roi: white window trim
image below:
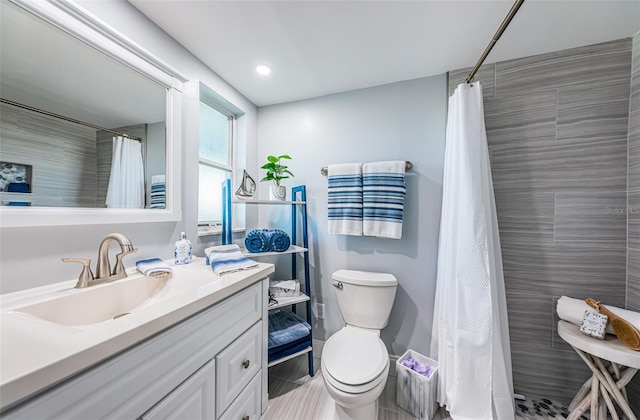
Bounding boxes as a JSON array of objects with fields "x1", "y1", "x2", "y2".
[{"x1": 197, "y1": 94, "x2": 235, "y2": 234}]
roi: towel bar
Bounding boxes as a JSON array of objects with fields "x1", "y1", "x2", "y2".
[{"x1": 320, "y1": 161, "x2": 412, "y2": 176}]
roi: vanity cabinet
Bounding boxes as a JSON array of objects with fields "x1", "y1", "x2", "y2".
[
  {"x1": 140, "y1": 359, "x2": 216, "y2": 420},
  {"x1": 3, "y1": 280, "x2": 269, "y2": 420}
]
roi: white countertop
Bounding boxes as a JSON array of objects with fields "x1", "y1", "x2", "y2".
[{"x1": 0, "y1": 258, "x2": 274, "y2": 410}]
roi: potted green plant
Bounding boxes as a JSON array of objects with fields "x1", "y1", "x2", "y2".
[{"x1": 260, "y1": 154, "x2": 294, "y2": 200}]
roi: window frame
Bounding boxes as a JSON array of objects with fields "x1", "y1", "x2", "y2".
[{"x1": 197, "y1": 97, "x2": 235, "y2": 234}]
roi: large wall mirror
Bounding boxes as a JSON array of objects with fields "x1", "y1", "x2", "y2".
[{"x1": 0, "y1": 0, "x2": 185, "y2": 227}]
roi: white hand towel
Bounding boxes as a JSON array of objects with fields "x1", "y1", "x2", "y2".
[
  {"x1": 327, "y1": 163, "x2": 363, "y2": 236},
  {"x1": 205, "y1": 244, "x2": 258, "y2": 275},
  {"x1": 363, "y1": 161, "x2": 406, "y2": 239},
  {"x1": 556, "y1": 295, "x2": 640, "y2": 337},
  {"x1": 136, "y1": 258, "x2": 172, "y2": 279},
  {"x1": 151, "y1": 174, "x2": 166, "y2": 184}
]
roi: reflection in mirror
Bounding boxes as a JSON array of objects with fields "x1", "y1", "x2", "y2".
[{"x1": 0, "y1": 1, "x2": 167, "y2": 209}]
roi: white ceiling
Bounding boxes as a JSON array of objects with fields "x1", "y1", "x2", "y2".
[{"x1": 129, "y1": 0, "x2": 640, "y2": 107}]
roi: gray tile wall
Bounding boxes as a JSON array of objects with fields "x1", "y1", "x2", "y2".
[
  {"x1": 449, "y1": 38, "x2": 633, "y2": 403},
  {"x1": 0, "y1": 103, "x2": 98, "y2": 207},
  {"x1": 627, "y1": 31, "x2": 640, "y2": 414}
]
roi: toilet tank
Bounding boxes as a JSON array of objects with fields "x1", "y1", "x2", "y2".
[{"x1": 332, "y1": 269, "x2": 398, "y2": 330}]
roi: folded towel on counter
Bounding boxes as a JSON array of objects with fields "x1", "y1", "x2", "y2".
[
  {"x1": 328, "y1": 163, "x2": 363, "y2": 236},
  {"x1": 245, "y1": 229, "x2": 271, "y2": 253},
  {"x1": 556, "y1": 295, "x2": 640, "y2": 337},
  {"x1": 244, "y1": 229, "x2": 291, "y2": 253},
  {"x1": 136, "y1": 258, "x2": 172, "y2": 279},
  {"x1": 269, "y1": 229, "x2": 291, "y2": 252},
  {"x1": 362, "y1": 161, "x2": 406, "y2": 239},
  {"x1": 205, "y1": 244, "x2": 258, "y2": 275}
]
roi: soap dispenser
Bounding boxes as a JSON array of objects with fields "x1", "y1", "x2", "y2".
[{"x1": 174, "y1": 232, "x2": 192, "y2": 265}]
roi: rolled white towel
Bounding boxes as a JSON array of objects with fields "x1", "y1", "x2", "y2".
[
  {"x1": 136, "y1": 258, "x2": 172, "y2": 279},
  {"x1": 556, "y1": 296, "x2": 640, "y2": 337}
]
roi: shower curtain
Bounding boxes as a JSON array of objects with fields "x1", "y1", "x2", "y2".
[
  {"x1": 430, "y1": 82, "x2": 514, "y2": 419},
  {"x1": 105, "y1": 136, "x2": 145, "y2": 208}
]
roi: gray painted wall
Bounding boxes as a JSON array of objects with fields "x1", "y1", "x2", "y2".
[
  {"x1": 257, "y1": 75, "x2": 447, "y2": 357},
  {"x1": 0, "y1": 0, "x2": 257, "y2": 294},
  {"x1": 449, "y1": 38, "x2": 634, "y2": 403},
  {"x1": 627, "y1": 31, "x2": 640, "y2": 414}
]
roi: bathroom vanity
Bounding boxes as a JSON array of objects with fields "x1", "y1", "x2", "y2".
[{"x1": 0, "y1": 259, "x2": 274, "y2": 419}]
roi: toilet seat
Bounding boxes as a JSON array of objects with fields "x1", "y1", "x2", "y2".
[{"x1": 322, "y1": 327, "x2": 389, "y2": 394}]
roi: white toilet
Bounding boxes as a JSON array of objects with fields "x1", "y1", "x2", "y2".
[{"x1": 321, "y1": 269, "x2": 398, "y2": 420}]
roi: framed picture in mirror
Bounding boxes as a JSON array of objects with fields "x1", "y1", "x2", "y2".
[{"x1": 0, "y1": 162, "x2": 32, "y2": 193}]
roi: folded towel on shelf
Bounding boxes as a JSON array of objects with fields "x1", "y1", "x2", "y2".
[
  {"x1": 136, "y1": 258, "x2": 172, "y2": 279},
  {"x1": 268, "y1": 309, "x2": 311, "y2": 349},
  {"x1": 362, "y1": 161, "x2": 406, "y2": 239},
  {"x1": 556, "y1": 295, "x2": 640, "y2": 337},
  {"x1": 205, "y1": 244, "x2": 258, "y2": 275},
  {"x1": 245, "y1": 229, "x2": 271, "y2": 253},
  {"x1": 151, "y1": 174, "x2": 166, "y2": 184},
  {"x1": 268, "y1": 229, "x2": 291, "y2": 252},
  {"x1": 327, "y1": 163, "x2": 363, "y2": 236},
  {"x1": 149, "y1": 174, "x2": 166, "y2": 209}
]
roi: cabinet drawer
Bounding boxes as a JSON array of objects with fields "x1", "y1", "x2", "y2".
[
  {"x1": 218, "y1": 371, "x2": 261, "y2": 420},
  {"x1": 215, "y1": 321, "x2": 262, "y2": 417},
  {"x1": 140, "y1": 359, "x2": 215, "y2": 420}
]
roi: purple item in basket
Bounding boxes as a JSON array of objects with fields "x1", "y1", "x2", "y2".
[{"x1": 401, "y1": 356, "x2": 434, "y2": 378}]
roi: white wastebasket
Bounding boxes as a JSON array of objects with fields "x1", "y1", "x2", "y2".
[{"x1": 395, "y1": 349, "x2": 438, "y2": 420}]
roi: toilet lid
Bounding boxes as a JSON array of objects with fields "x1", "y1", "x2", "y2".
[{"x1": 322, "y1": 327, "x2": 388, "y2": 386}]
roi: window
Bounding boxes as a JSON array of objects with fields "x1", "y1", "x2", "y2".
[{"x1": 198, "y1": 99, "x2": 233, "y2": 232}]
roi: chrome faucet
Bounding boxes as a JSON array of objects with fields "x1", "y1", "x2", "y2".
[{"x1": 62, "y1": 233, "x2": 138, "y2": 288}]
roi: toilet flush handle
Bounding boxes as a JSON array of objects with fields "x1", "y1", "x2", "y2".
[{"x1": 333, "y1": 281, "x2": 343, "y2": 289}]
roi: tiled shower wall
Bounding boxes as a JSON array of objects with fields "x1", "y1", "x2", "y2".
[
  {"x1": 0, "y1": 103, "x2": 98, "y2": 207},
  {"x1": 448, "y1": 38, "x2": 634, "y2": 403},
  {"x1": 627, "y1": 31, "x2": 640, "y2": 411}
]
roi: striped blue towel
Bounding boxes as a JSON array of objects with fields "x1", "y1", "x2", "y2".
[
  {"x1": 245, "y1": 229, "x2": 271, "y2": 253},
  {"x1": 136, "y1": 258, "x2": 172, "y2": 278},
  {"x1": 327, "y1": 163, "x2": 363, "y2": 236},
  {"x1": 363, "y1": 161, "x2": 406, "y2": 239},
  {"x1": 268, "y1": 309, "x2": 311, "y2": 348},
  {"x1": 205, "y1": 244, "x2": 258, "y2": 275}
]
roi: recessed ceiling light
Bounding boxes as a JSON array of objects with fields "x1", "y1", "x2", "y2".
[{"x1": 256, "y1": 65, "x2": 271, "y2": 76}]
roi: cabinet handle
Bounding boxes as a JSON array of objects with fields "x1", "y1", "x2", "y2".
[
  {"x1": 242, "y1": 359, "x2": 250, "y2": 369},
  {"x1": 242, "y1": 416, "x2": 250, "y2": 420}
]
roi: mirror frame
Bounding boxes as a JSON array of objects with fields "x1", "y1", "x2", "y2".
[{"x1": 0, "y1": 0, "x2": 186, "y2": 227}]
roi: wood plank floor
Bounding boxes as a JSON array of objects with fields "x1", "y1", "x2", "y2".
[{"x1": 266, "y1": 355, "x2": 541, "y2": 419}]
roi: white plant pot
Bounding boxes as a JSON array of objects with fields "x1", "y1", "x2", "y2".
[{"x1": 269, "y1": 184, "x2": 286, "y2": 201}]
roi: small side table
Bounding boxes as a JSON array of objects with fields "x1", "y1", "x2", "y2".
[{"x1": 558, "y1": 320, "x2": 640, "y2": 420}]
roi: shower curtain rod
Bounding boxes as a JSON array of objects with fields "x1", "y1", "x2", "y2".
[
  {"x1": 465, "y1": 0, "x2": 525, "y2": 84},
  {"x1": 0, "y1": 98, "x2": 142, "y2": 141},
  {"x1": 320, "y1": 161, "x2": 412, "y2": 176}
]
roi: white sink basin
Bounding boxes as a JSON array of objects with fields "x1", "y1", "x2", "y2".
[{"x1": 11, "y1": 275, "x2": 172, "y2": 327}]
